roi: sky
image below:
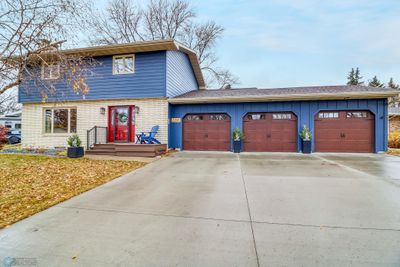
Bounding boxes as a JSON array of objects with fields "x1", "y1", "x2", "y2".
[{"x1": 94, "y1": 0, "x2": 400, "y2": 88}]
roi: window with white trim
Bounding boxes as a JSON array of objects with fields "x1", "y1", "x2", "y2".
[
  {"x1": 42, "y1": 64, "x2": 60, "y2": 80},
  {"x1": 113, "y1": 55, "x2": 135, "y2": 74},
  {"x1": 318, "y1": 112, "x2": 339, "y2": 119},
  {"x1": 44, "y1": 108, "x2": 77, "y2": 134}
]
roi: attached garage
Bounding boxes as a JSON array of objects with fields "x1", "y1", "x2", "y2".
[
  {"x1": 183, "y1": 113, "x2": 231, "y2": 151},
  {"x1": 243, "y1": 112, "x2": 297, "y2": 152},
  {"x1": 169, "y1": 86, "x2": 396, "y2": 153},
  {"x1": 314, "y1": 110, "x2": 375, "y2": 153}
]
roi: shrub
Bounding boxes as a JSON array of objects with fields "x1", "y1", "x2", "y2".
[
  {"x1": 232, "y1": 127, "x2": 244, "y2": 141},
  {"x1": 0, "y1": 126, "x2": 8, "y2": 145},
  {"x1": 299, "y1": 125, "x2": 312, "y2": 141},
  {"x1": 67, "y1": 134, "x2": 82, "y2": 147},
  {"x1": 388, "y1": 131, "x2": 400, "y2": 149}
]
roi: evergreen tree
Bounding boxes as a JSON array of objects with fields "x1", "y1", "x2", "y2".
[
  {"x1": 388, "y1": 77, "x2": 399, "y2": 90},
  {"x1": 347, "y1": 67, "x2": 363, "y2": 85},
  {"x1": 354, "y1": 68, "x2": 363, "y2": 85},
  {"x1": 388, "y1": 78, "x2": 400, "y2": 107},
  {"x1": 347, "y1": 68, "x2": 356, "y2": 85},
  {"x1": 368, "y1": 76, "x2": 384, "y2": 87}
]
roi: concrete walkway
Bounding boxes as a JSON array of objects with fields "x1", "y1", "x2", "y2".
[{"x1": 1, "y1": 152, "x2": 400, "y2": 266}]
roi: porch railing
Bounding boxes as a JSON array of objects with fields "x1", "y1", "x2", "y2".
[{"x1": 87, "y1": 126, "x2": 108, "y2": 150}]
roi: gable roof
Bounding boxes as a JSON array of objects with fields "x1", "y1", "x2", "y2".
[
  {"x1": 59, "y1": 40, "x2": 205, "y2": 89},
  {"x1": 169, "y1": 85, "x2": 399, "y2": 104}
]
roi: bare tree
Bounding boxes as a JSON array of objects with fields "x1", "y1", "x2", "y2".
[
  {"x1": 87, "y1": 0, "x2": 238, "y2": 88},
  {"x1": 0, "y1": 0, "x2": 96, "y2": 100},
  {"x1": 0, "y1": 89, "x2": 20, "y2": 114}
]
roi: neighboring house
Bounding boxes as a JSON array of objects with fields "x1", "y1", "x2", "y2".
[
  {"x1": 18, "y1": 39, "x2": 398, "y2": 153},
  {"x1": 389, "y1": 107, "x2": 400, "y2": 132},
  {"x1": 0, "y1": 111, "x2": 22, "y2": 129}
]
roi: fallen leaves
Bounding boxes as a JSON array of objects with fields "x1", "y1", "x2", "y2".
[
  {"x1": 0, "y1": 154, "x2": 146, "y2": 228},
  {"x1": 387, "y1": 149, "x2": 400, "y2": 156}
]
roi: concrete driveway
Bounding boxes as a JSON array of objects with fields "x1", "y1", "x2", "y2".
[{"x1": 1, "y1": 152, "x2": 400, "y2": 266}]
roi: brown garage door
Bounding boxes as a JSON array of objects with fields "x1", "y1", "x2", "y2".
[
  {"x1": 243, "y1": 112, "x2": 297, "y2": 152},
  {"x1": 314, "y1": 110, "x2": 374, "y2": 152},
  {"x1": 183, "y1": 113, "x2": 231, "y2": 151}
]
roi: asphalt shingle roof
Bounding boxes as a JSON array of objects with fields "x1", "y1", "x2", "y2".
[{"x1": 173, "y1": 85, "x2": 394, "y2": 99}]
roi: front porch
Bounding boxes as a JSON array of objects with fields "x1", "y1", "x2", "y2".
[
  {"x1": 86, "y1": 143, "x2": 167, "y2": 157},
  {"x1": 86, "y1": 123, "x2": 166, "y2": 157}
]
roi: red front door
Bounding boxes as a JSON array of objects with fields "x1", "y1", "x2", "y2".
[{"x1": 108, "y1": 106, "x2": 135, "y2": 142}]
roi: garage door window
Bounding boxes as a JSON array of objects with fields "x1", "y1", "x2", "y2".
[
  {"x1": 247, "y1": 114, "x2": 266, "y2": 120},
  {"x1": 210, "y1": 114, "x2": 229, "y2": 120},
  {"x1": 272, "y1": 113, "x2": 292, "y2": 120},
  {"x1": 346, "y1": 111, "x2": 367, "y2": 118},
  {"x1": 318, "y1": 112, "x2": 339, "y2": 119},
  {"x1": 185, "y1": 115, "x2": 203, "y2": 121}
]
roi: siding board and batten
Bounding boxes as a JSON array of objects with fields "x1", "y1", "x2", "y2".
[{"x1": 169, "y1": 99, "x2": 388, "y2": 153}]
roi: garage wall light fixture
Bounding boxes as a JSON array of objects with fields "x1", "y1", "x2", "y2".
[{"x1": 100, "y1": 107, "x2": 106, "y2": 115}]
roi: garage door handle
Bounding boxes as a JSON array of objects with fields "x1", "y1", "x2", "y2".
[
  {"x1": 340, "y1": 133, "x2": 346, "y2": 138},
  {"x1": 204, "y1": 134, "x2": 208, "y2": 138},
  {"x1": 267, "y1": 134, "x2": 271, "y2": 138}
]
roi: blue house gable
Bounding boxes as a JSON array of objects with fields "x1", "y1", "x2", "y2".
[
  {"x1": 18, "y1": 40, "x2": 204, "y2": 103},
  {"x1": 166, "y1": 51, "x2": 198, "y2": 98}
]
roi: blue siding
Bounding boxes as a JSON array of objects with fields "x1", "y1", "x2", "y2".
[
  {"x1": 19, "y1": 51, "x2": 167, "y2": 103},
  {"x1": 166, "y1": 51, "x2": 198, "y2": 98},
  {"x1": 169, "y1": 99, "x2": 389, "y2": 153}
]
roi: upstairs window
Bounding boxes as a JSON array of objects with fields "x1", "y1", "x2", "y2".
[
  {"x1": 42, "y1": 63, "x2": 60, "y2": 80},
  {"x1": 113, "y1": 55, "x2": 135, "y2": 74}
]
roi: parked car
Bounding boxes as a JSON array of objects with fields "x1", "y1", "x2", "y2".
[{"x1": 6, "y1": 128, "x2": 21, "y2": 144}]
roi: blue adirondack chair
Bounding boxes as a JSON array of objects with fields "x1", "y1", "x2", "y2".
[{"x1": 138, "y1": 125, "x2": 161, "y2": 144}]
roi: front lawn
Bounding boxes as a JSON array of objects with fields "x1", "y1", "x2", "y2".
[
  {"x1": 0, "y1": 154, "x2": 146, "y2": 228},
  {"x1": 387, "y1": 149, "x2": 400, "y2": 156}
]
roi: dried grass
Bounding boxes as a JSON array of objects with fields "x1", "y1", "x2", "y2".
[{"x1": 0, "y1": 154, "x2": 146, "y2": 228}]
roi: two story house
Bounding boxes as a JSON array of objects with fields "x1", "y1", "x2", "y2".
[
  {"x1": 19, "y1": 39, "x2": 397, "y2": 154},
  {"x1": 19, "y1": 40, "x2": 203, "y2": 152}
]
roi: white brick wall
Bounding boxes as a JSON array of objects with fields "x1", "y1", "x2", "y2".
[{"x1": 21, "y1": 98, "x2": 169, "y2": 148}]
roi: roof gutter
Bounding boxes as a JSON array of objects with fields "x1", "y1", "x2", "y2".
[{"x1": 168, "y1": 91, "x2": 399, "y2": 104}]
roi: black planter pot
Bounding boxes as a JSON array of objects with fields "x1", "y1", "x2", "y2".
[
  {"x1": 302, "y1": 140, "x2": 312, "y2": 154},
  {"x1": 233, "y1": 140, "x2": 242, "y2": 153},
  {"x1": 67, "y1": 147, "x2": 84, "y2": 158}
]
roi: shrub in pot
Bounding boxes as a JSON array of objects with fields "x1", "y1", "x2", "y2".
[
  {"x1": 232, "y1": 127, "x2": 244, "y2": 153},
  {"x1": 67, "y1": 134, "x2": 84, "y2": 158},
  {"x1": 300, "y1": 125, "x2": 312, "y2": 154}
]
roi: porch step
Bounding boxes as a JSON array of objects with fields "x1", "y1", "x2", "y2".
[
  {"x1": 92, "y1": 144, "x2": 117, "y2": 149},
  {"x1": 86, "y1": 149, "x2": 115, "y2": 155},
  {"x1": 86, "y1": 143, "x2": 167, "y2": 157}
]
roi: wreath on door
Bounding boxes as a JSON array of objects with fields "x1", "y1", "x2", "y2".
[{"x1": 118, "y1": 112, "x2": 128, "y2": 123}]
